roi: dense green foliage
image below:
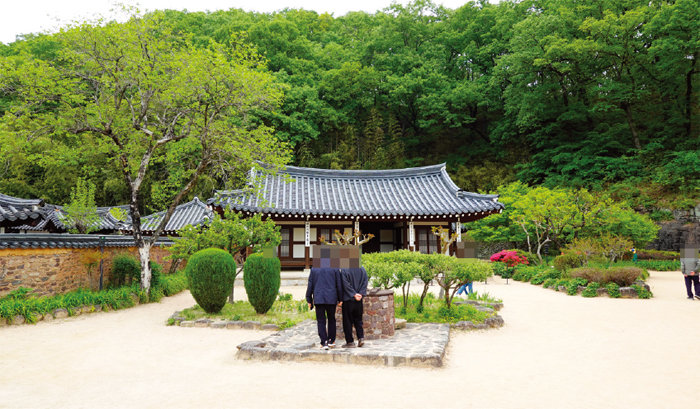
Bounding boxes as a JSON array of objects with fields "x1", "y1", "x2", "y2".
[
  {"x1": 185, "y1": 248, "x2": 237, "y2": 313},
  {"x1": 243, "y1": 253, "x2": 282, "y2": 314},
  {"x1": 60, "y1": 178, "x2": 99, "y2": 234},
  {"x1": 467, "y1": 181, "x2": 661, "y2": 255},
  {"x1": 0, "y1": 0, "x2": 696, "y2": 213},
  {"x1": 0, "y1": 270, "x2": 188, "y2": 324},
  {"x1": 110, "y1": 254, "x2": 142, "y2": 287}
]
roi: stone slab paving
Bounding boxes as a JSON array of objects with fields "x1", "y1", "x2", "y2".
[{"x1": 236, "y1": 319, "x2": 451, "y2": 368}]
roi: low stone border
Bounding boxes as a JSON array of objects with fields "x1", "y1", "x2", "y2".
[{"x1": 0, "y1": 304, "x2": 110, "y2": 327}]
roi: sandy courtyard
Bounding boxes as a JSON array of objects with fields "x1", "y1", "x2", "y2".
[{"x1": 0, "y1": 270, "x2": 696, "y2": 409}]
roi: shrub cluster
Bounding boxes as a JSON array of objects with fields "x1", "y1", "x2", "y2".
[
  {"x1": 635, "y1": 260, "x2": 680, "y2": 271},
  {"x1": 186, "y1": 248, "x2": 237, "y2": 314},
  {"x1": 569, "y1": 266, "x2": 645, "y2": 287},
  {"x1": 552, "y1": 252, "x2": 586, "y2": 272},
  {"x1": 244, "y1": 253, "x2": 282, "y2": 314},
  {"x1": 110, "y1": 253, "x2": 141, "y2": 287},
  {"x1": 636, "y1": 249, "x2": 680, "y2": 260}
]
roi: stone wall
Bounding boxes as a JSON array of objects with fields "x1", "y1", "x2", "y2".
[
  {"x1": 0, "y1": 246, "x2": 173, "y2": 297},
  {"x1": 334, "y1": 288, "x2": 395, "y2": 341},
  {"x1": 648, "y1": 221, "x2": 700, "y2": 251}
]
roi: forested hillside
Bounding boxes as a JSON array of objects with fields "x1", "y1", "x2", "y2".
[{"x1": 0, "y1": 0, "x2": 697, "y2": 214}]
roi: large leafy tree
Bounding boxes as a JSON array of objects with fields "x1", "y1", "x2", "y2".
[{"x1": 0, "y1": 12, "x2": 290, "y2": 291}]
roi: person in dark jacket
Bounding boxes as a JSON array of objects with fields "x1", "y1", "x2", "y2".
[
  {"x1": 681, "y1": 246, "x2": 700, "y2": 300},
  {"x1": 306, "y1": 267, "x2": 343, "y2": 350},
  {"x1": 340, "y1": 267, "x2": 369, "y2": 348}
]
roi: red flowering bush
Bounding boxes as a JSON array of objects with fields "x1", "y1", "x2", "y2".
[
  {"x1": 490, "y1": 250, "x2": 529, "y2": 268},
  {"x1": 490, "y1": 250, "x2": 529, "y2": 282}
]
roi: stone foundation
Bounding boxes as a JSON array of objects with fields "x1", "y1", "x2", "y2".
[{"x1": 334, "y1": 288, "x2": 395, "y2": 341}]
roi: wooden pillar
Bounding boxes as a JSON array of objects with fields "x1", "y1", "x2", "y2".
[
  {"x1": 304, "y1": 219, "x2": 310, "y2": 269},
  {"x1": 408, "y1": 218, "x2": 415, "y2": 251}
]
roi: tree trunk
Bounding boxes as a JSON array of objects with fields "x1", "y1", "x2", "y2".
[
  {"x1": 419, "y1": 282, "x2": 431, "y2": 307},
  {"x1": 621, "y1": 102, "x2": 642, "y2": 150},
  {"x1": 685, "y1": 54, "x2": 696, "y2": 138},
  {"x1": 139, "y1": 244, "x2": 152, "y2": 292}
]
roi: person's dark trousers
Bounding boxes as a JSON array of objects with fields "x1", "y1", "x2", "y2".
[
  {"x1": 684, "y1": 275, "x2": 700, "y2": 297},
  {"x1": 342, "y1": 299, "x2": 364, "y2": 343},
  {"x1": 314, "y1": 304, "x2": 336, "y2": 345}
]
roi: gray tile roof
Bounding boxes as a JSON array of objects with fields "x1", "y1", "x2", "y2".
[
  {"x1": 0, "y1": 193, "x2": 45, "y2": 227},
  {"x1": 210, "y1": 163, "x2": 504, "y2": 218},
  {"x1": 11, "y1": 204, "x2": 130, "y2": 233},
  {"x1": 132, "y1": 197, "x2": 213, "y2": 234},
  {"x1": 0, "y1": 233, "x2": 172, "y2": 249}
]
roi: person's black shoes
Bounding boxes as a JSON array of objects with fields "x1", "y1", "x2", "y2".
[
  {"x1": 695, "y1": 295, "x2": 700, "y2": 300},
  {"x1": 357, "y1": 338, "x2": 364, "y2": 347},
  {"x1": 688, "y1": 296, "x2": 694, "y2": 300},
  {"x1": 342, "y1": 342, "x2": 355, "y2": 348}
]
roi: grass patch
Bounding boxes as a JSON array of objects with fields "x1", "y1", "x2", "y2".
[
  {"x1": 177, "y1": 295, "x2": 314, "y2": 329},
  {"x1": 394, "y1": 292, "x2": 498, "y2": 324}
]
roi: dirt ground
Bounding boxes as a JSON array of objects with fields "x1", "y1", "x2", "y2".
[{"x1": 0, "y1": 270, "x2": 696, "y2": 409}]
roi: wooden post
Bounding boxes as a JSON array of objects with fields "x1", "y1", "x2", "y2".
[
  {"x1": 408, "y1": 218, "x2": 415, "y2": 251},
  {"x1": 304, "y1": 220, "x2": 310, "y2": 269}
]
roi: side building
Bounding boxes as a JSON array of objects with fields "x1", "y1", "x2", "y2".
[{"x1": 209, "y1": 163, "x2": 504, "y2": 269}]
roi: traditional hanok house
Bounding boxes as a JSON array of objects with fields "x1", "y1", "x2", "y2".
[
  {"x1": 129, "y1": 197, "x2": 214, "y2": 236},
  {"x1": 0, "y1": 193, "x2": 45, "y2": 233},
  {"x1": 209, "y1": 163, "x2": 504, "y2": 269}
]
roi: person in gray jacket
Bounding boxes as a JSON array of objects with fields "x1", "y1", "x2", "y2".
[
  {"x1": 681, "y1": 246, "x2": 700, "y2": 300},
  {"x1": 340, "y1": 267, "x2": 368, "y2": 348}
]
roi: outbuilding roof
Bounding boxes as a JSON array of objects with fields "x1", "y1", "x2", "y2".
[
  {"x1": 11, "y1": 204, "x2": 130, "y2": 233},
  {"x1": 210, "y1": 163, "x2": 503, "y2": 218},
  {"x1": 0, "y1": 193, "x2": 45, "y2": 227},
  {"x1": 135, "y1": 197, "x2": 213, "y2": 235}
]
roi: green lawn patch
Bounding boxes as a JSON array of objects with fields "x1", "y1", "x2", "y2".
[
  {"x1": 175, "y1": 294, "x2": 314, "y2": 329},
  {"x1": 394, "y1": 292, "x2": 501, "y2": 324}
]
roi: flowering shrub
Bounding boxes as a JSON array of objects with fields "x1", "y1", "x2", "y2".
[
  {"x1": 490, "y1": 250, "x2": 529, "y2": 282},
  {"x1": 490, "y1": 250, "x2": 529, "y2": 268}
]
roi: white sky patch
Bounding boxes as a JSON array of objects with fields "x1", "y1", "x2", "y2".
[{"x1": 1, "y1": 0, "x2": 477, "y2": 44}]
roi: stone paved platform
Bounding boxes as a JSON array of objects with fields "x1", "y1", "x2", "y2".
[{"x1": 237, "y1": 319, "x2": 451, "y2": 367}]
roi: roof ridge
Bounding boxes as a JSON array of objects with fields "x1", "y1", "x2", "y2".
[{"x1": 257, "y1": 162, "x2": 448, "y2": 179}]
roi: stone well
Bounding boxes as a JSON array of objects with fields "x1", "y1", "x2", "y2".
[{"x1": 334, "y1": 288, "x2": 395, "y2": 341}]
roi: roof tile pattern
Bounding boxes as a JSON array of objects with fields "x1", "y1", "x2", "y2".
[
  {"x1": 12, "y1": 205, "x2": 130, "y2": 233},
  {"x1": 136, "y1": 197, "x2": 213, "y2": 234},
  {"x1": 0, "y1": 193, "x2": 44, "y2": 226},
  {"x1": 211, "y1": 163, "x2": 503, "y2": 217},
  {"x1": 0, "y1": 233, "x2": 172, "y2": 249}
]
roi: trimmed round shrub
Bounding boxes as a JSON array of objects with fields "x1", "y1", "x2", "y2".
[
  {"x1": 110, "y1": 254, "x2": 141, "y2": 287},
  {"x1": 243, "y1": 253, "x2": 281, "y2": 314},
  {"x1": 185, "y1": 248, "x2": 236, "y2": 313}
]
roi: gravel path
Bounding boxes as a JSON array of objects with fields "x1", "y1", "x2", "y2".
[{"x1": 0, "y1": 270, "x2": 695, "y2": 409}]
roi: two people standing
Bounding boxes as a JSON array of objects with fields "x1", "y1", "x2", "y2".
[{"x1": 306, "y1": 266, "x2": 368, "y2": 350}]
